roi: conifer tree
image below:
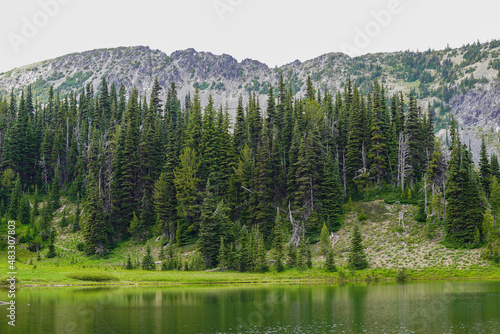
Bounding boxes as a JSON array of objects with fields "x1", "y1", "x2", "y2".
[
  {"x1": 319, "y1": 222, "x2": 330, "y2": 256},
  {"x1": 369, "y1": 80, "x2": 390, "y2": 188},
  {"x1": 320, "y1": 152, "x2": 343, "y2": 230},
  {"x1": 8, "y1": 174, "x2": 21, "y2": 220},
  {"x1": 325, "y1": 248, "x2": 336, "y2": 272},
  {"x1": 348, "y1": 224, "x2": 368, "y2": 270},
  {"x1": 445, "y1": 122, "x2": 484, "y2": 247},
  {"x1": 17, "y1": 195, "x2": 30, "y2": 225},
  {"x1": 218, "y1": 236, "x2": 227, "y2": 269},
  {"x1": 186, "y1": 88, "x2": 203, "y2": 152},
  {"x1": 126, "y1": 254, "x2": 133, "y2": 270},
  {"x1": 253, "y1": 226, "x2": 268, "y2": 272},
  {"x1": 142, "y1": 245, "x2": 155, "y2": 270},
  {"x1": 111, "y1": 89, "x2": 141, "y2": 234},
  {"x1": 174, "y1": 147, "x2": 200, "y2": 229},
  {"x1": 50, "y1": 167, "x2": 61, "y2": 212},
  {"x1": 297, "y1": 231, "x2": 307, "y2": 269},
  {"x1": 404, "y1": 91, "x2": 424, "y2": 182},
  {"x1": 198, "y1": 182, "x2": 230, "y2": 268},
  {"x1": 251, "y1": 125, "x2": 275, "y2": 238},
  {"x1": 490, "y1": 153, "x2": 500, "y2": 180},
  {"x1": 46, "y1": 228, "x2": 57, "y2": 258},
  {"x1": 490, "y1": 176, "x2": 500, "y2": 228},
  {"x1": 83, "y1": 129, "x2": 111, "y2": 256},
  {"x1": 272, "y1": 210, "x2": 285, "y2": 272},
  {"x1": 200, "y1": 95, "x2": 219, "y2": 186},
  {"x1": 286, "y1": 241, "x2": 297, "y2": 268},
  {"x1": 346, "y1": 90, "x2": 367, "y2": 196},
  {"x1": 479, "y1": 137, "x2": 492, "y2": 196},
  {"x1": 305, "y1": 76, "x2": 316, "y2": 101},
  {"x1": 233, "y1": 95, "x2": 247, "y2": 153}
]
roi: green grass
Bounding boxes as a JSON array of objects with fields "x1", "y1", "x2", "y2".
[
  {"x1": 1, "y1": 253, "x2": 499, "y2": 287},
  {"x1": 3, "y1": 198, "x2": 500, "y2": 287}
]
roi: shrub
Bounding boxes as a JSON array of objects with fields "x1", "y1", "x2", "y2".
[
  {"x1": 397, "y1": 268, "x2": 408, "y2": 282},
  {"x1": 76, "y1": 243, "x2": 85, "y2": 252},
  {"x1": 66, "y1": 272, "x2": 119, "y2": 282}
]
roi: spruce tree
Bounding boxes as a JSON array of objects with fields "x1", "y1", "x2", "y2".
[
  {"x1": 17, "y1": 195, "x2": 30, "y2": 225},
  {"x1": 325, "y1": 248, "x2": 336, "y2": 272},
  {"x1": 445, "y1": 121, "x2": 484, "y2": 247},
  {"x1": 298, "y1": 231, "x2": 307, "y2": 270},
  {"x1": 490, "y1": 153, "x2": 500, "y2": 180},
  {"x1": 479, "y1": 137, "x2": 492, "y2": 196},
  {"x1": 319, "y1": 222, "x2": 330, "y2": 256},
  {"x1": 348, "y1": 224, "x2": 368, "y2": 270},
  {"x1": 8, "y1": 174, "x2": 21, "y2": 220},
  {"x1": 83, "y1": 129, "x2": 111, "y2": 256},
  {"x1": 490, "y1": 176, "x2": 500, "y2": 228},
  {"x1": 126, "y1": 254, "x2": 134, "y2": 270},
  {"x1": 198, "y1": 182, "x2": 230, "y2": 268},
  {"x1": 142, "y1": 245, "x2": 155, "y2": 270},
  {"x1": 218, "y1": 236, "x2": 227, "y2": 269},
  {"x1": 174, "y1": 147, "x2": 200, "y2": 231},
  {"x1": 286, "y1": 240, "x2": 297, "y2": 268},
  {"x1": 320, "y1": 152, "x2": 343, "y2": 230},
  {"x1": 46, "y1": 228, "x2": 57, "y2": 258},
  {"x1": 233, "y1": 95, "x2": 247, "y2": 153},
  {"x1": 272, "y1": 210, "x2": 285, "y2": 272}
]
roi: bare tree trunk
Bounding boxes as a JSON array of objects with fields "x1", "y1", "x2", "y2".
[
  {"x1": 397, "y1": 133, "x2": 411, "y2": 192},
  {"x1": 442, "y1": 183, "x2": 446, "y2": 223},
  {"x1": 289, "y1": 201, "x2": 302, "y2": 247},
  {"x1": 424, "y1": 177, "x2": 428, "y2": 215},
  {"x1": 342, "y1": 151, "x2": 347, "y2": 196}
]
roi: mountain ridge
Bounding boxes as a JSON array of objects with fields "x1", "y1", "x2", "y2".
[{"x1": 2, "y1": 41, "x2": 500, "y2": 133}]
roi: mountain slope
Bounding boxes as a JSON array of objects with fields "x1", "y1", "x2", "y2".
[{"x1": 2, "y1": 41, "x2": 500, "y2": 132}]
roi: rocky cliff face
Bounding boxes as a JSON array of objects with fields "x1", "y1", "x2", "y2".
[
  {"x1": 450, "y1": 84, "x2": 500, "y2": 131},
  {"x1": 2, "y1": 42, "x2": 500, "y2": 132}
]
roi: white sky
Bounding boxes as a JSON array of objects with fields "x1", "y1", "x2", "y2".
[{"x1": 1, "y1": 0, "x2": 500, "y2": 73}]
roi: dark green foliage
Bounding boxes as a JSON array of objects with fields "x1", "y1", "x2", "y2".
[
  {"x1": 479, "y1": 137, "x2": 491, "y2": 196},
  {"x1": 325, "y1": 248, "x2": 336, "y2": 272},
  {"x1": 491, "y1": 153, "x2": 500, "y2": 180},
  {"x1": 348, "y1": 225, "x2": 369, "y2": 270},
  {"x1": 125, "y1": 254, "x2": 133, "y2": 270},
  {"x1": 83, "y1": 129, "x2": 112, "y2": 256},
  {"x1": 197, "y1": 182, "x2": 231, "y2": 268},
  {"x1": 17, "y1": 195, "x2": 30, "y2": 224},
  {"x1": 298, "y1": 232, "x2": 307, "y2": 270},
  {"x1": 415, "y1": 200, "x2": 427, "y2": 222},
  {"x1": 286, "y1": 241, "x2": 297, "y2": 268},
  {"x1": 319, "y1": 223, "x2": 330, "y2": 256},
  {"x1": 3, "y1": 75, "x2": 491, "y2": 266},
  {"x1": 142, "y1": 246, "x2": 155, "y2": 271},
  {"x1": 445, "y1": 121, "x2": 485, "y2": 248},
  {"x1": 46, "y1": 228, "x2": 57, "y2": 258},
  {"x1": 8, "y1": 175, "x2": 21, "y2": 219},
  {"x1": 272, "y1": 210, "x2": 285, "y2": 272},
  {"x1": 320, "y1": 153, "x2": 343, "y2": 230}
]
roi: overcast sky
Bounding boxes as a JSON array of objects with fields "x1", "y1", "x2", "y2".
[{"x1": 1, "y1": 0, "x2": 500, "y2": 73}]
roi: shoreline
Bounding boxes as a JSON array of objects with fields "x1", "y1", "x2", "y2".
[{"x1": 2, "y1": 265, "x2": 500, "y2": 288}]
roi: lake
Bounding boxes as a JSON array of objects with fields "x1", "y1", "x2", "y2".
[{"x1": 1, "y1": 280, "x2": 500, "y2": 333}]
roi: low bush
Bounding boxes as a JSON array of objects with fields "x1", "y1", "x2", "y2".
[{"x1": 66, "y1": 272, "x2": 119, "y2": 282}]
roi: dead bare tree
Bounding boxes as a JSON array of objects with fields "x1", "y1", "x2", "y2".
[
  {"x1": 289, "y1": 201, "x2": 303, "y2": 247},
  {"x1": 239, "y1": 188, "x2": 302, "y2": 246},
  {"x1": 397, "y1": 133, "x2": 412, "y2": 192}
]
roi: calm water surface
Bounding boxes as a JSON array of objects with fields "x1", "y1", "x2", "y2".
[{"x1": 1, "y1": 280, "x2": 500, "y2": 334}]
